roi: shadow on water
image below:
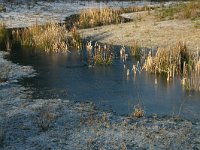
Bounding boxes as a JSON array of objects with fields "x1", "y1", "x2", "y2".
[{"x1": 5, "y1": 42, "x2": 200, "y2": 121}]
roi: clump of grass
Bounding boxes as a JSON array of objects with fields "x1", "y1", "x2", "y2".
[
  {"x1": 132, "y1": 104, "x2": 145, "y2": 118},
  {"x1": 181, "y1": 53, "x2": 200, "y2": 92},
  {"x1": 101, "y1": 112, "x2": 108, "y2": 123},
  {"x1": 93, "y1": 43, "x2": 113, "y2": 65},
  {"x1": 143, "y1": 42, "x2": 190, "y2": 81},
  {"x1": 12, "y1": 23, "x2": 68, "y2": 53},
  {"x1": 79, "y1": 7, "x2": 122, "y2": 28},
  {"x1": 141, "y1": 42, "x2": 200, "y2": 92},
  {"x1": 36, "y1": 105, "x2": 55, "y2": 132}
]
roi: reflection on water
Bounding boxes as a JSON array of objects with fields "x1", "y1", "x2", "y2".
[{"x1": 7, "y1": 45, "x2": 200, "y2": 121}]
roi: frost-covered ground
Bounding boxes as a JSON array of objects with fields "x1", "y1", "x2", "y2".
[
  {"x1": 0, "y1": 50, "x2": 200, "y2": 149},
  {"x1": 0, "y1": 0, "x2": 167, "y2": 28}
]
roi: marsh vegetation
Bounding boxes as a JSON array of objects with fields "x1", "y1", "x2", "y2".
[
  {"x1": 156, "y1": 0, "x2": 200, "y2": 20},
  {"x1": 12, "y1": 23, "x2": 69, "y2": 53},
  {"x1": 78, "y1": 6, "x2": 155, "y2": 28}
]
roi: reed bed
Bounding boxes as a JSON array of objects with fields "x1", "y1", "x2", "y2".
[
  {"x1": 78, "y1": 6, "x2": 155, "y2": 28},
  {"x1": 79, "y1": 7, "x2": 121, "y2": 28},
  {"x1": 139, "y1": 42, "x2": 200, "y2": 91},
  {"x1": 86, "y1": 41, "x2": 113, "y2": 65},
  {"x1": 143, "y1": 42, "x2": 189, "y2": 76},
  {"x1": 12, "y1": 23, "x2": 69, "y2": 53}
]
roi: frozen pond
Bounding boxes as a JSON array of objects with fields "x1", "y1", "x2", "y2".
[{"x1": 6, "y1": 43, "x2": 200, "y2": 121}]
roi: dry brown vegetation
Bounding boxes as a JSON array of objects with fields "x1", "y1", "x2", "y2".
[
  {"x1": 12, "y1": 23, "x2": 69, "y2": 52},
  {"x1": 133, "y1": 104, "x2": 145, "y2": 118},
  {"x1": 78, "y1": 6, "x2": 155, "y2": 28},
  {"x1": 79, "y1": 7, "x2": 122, "y2": 28},
  {"x1": 0, "y1": 23, "x2": 8, "y2": 49},
  {"x1": 86, "y1": 42, "x2": 114, "y2": 65},
  {"x1": 140, "y1": 42, "x2": 200, "y2": 91}
]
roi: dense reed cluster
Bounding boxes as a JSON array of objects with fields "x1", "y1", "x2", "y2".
[
  {"x1": 79, "y1": 7, "x2": 121, "y2": 28},
  {"x1": 123, "y1": 41, "x2": 200, "y2": 92},
  {"x1": 86, "y1": 41, "x2": 114, "y2": 65},
  {"x1": 78, "y1": 6, "x2": 155, "y2": 28},
  {"x1": 12, "y1": 23, "x2": 69, "y2": 53},
  {"x1": 139, "y1": 42, "x2": 200, "y2": 91},
  {"x1": 143, "y1": 42, "x2": 190, "y2": 77}
]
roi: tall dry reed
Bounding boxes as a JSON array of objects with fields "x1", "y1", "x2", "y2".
[
  {"x1": 79, "y1": 7, "x2": 122, "y2": 28},
  {"x1": 12, "y1": 23, "x2": 68, "y2": 53}
]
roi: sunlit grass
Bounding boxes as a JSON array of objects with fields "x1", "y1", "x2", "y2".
[
  {"x1": 12, "y1": 23, "x2": 69, "y2": 53},
  {"x1": 79, "y1": 6, "x2": 155, "y2": 28},
  {"x1": 79, "y1": 7, "x2": 121, "y2": 28}
]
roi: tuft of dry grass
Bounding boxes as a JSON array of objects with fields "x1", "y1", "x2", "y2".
[
  {"x1": 12, "y1": 23, "x2": 69, "y2": 53},
  {"x1": 130, "y1": 40, "x2": 140, "y2": 58},
  {"x1": 86, "y1": 41, "x2": 113, "y2": 66},
  {"x1": 36, "y1": 105, "x2": 55, "y2": 132},
  {"x1": 132, "y1": 104, "x2": 145, "y2": 118}
]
